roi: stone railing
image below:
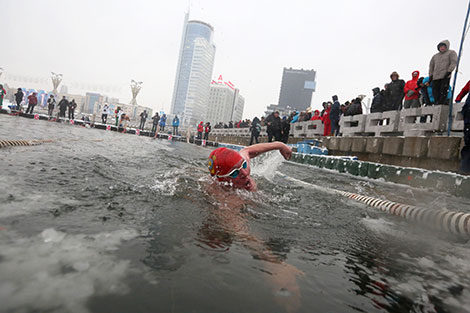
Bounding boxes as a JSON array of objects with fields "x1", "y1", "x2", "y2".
[{"x1": 210, "y1": 104, "x2": 464, "y2": 138}]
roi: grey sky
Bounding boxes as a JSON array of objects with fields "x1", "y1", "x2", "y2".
[{"x1": 1, "y1": 0, "x2": 469, "y2": 118}]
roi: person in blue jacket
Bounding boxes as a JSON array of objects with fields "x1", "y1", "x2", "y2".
[
  {"x1": 159, "y1": 114, "x2": 167, "y2": 132},
  {"x1": 172, "y1": 115, "x2": 180, "y2": 135},
  {"x1": 419, "y1": 77, "x2": 452, "y2": 106}
]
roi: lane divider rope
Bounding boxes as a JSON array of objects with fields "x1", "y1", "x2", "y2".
[{"x1": 277, "y1": 172, "x2": 470, "y2": 237}]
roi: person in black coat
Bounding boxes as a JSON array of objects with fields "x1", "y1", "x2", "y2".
[
  {"x1": 281, "y1": 116, "x2": 291, "y2": 143},
  {"x1": 384, "y1": 72, "x2": 405, "y2": 111},
  {"x1": 265, "y1": 111, "x2": 282, "y2": 142},
  {"x1": 14, "y1": 88, "x2": 24, "y2": 110},
  {"x1": 330, "y1": 95, "x2": 341, "y2": 136},
  {"x1": 249, "y1": 117, "x2": 261, "y2": 145},
  {"x1": 58, "y1": 96, "x2": 69, "y2": 118},
  {"x1": 370, "y1": 88, "x2": 383, "y2": 113}
]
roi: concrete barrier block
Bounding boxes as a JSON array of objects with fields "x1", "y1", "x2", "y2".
[
  {"x1": 339, "y1": 115, "x2": 367, "y2": 137},
  {"x1": 351, "y1": 137, "x2": 367, "y2": 153},
  {"x1": 366, "y1": 137, "x2": 384, "y2": 154},
  {"x1": 400, "y1": 105, "x2": 449, "y2": 136},
  {"x1": 382, "y1": 137, "x2": 404, "y2": 155},
  {"x1": 364, "y1": 112, "x2": 383, "y2": 135},
  {"x1": 338, "y1": 137, "x2": 353, "y2": 152},
  {"x1": 292, "y1": 121, "x2": 307, "y2": 137},
  {"x1": 427, "y1": 136, "x2": 462, "y2": 160},
  {"x1": 377, "y1": 111, "x2": 401, "y2": 136},
  {"x1": 402, "y1": 137, "x2": 429, "y2": 158},
  {"x1": 305, "y1": 120, "x2": 324, "y2": 137},
  {"x1": 451, "y1": 102, "x2": 465, "y2": 132},
  {"x1": 327, "y1": 137, "x2": 340, "y2": 150}
]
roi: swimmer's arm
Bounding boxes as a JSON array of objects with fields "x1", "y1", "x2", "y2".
[{"x1": 240, "y1": 142, "x2": 292, "y2": 160}]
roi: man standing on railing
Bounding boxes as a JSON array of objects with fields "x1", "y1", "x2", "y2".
[
  {"x1": 429, "y1": 40, "x2": 457, "y2": 105},
  {"x1": 403, "y1": 71, "x2": 421, "y2": 109},
  {"x1": 385, "y1": 72, "x2": 405, "y2": 110},
  {"x1": 455, "y1": 80, "x2": 470, "y2": 174}
]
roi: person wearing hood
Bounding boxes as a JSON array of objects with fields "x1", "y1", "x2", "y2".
[
  {"x1": 311, "y1": 110, "x2": 322, "y2": 120},
  {"x1": 249, "y1": 117, "x2": 261, "y2": 145},
  {"x1": 429, "y1": 40, "x2": 457, "y2": 105},
  {"x1": 403, "y1": 71, "x2": 421, "y2": 109},
  {"x1": 385, "y1": 72, "x2": 405, "y2": 111},
  {"x1": 370, "y1": 88, "x2": 383, "y2": 113},
  {"x1": 330, "y1": 95, "x2": 341, "y2": 136},
  {"x1": 197, "y1": 121, "x2": 204, "y2": 139},
  {"x1": 455, "y1": 80, "x2": 470, "y2": 174},
  {"x1": 14, "y1": 88, "x2": 24, "y2": 110},
  {"x1": 159, "y1": 114, "x2": 167, "y2": 132}
]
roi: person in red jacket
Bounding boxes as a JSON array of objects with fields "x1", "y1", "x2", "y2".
[
  {"x1": 403, "y1": 70, "x2": 421, "y2": 109},
  {"x1": 322, "y1": 103, "x2": 332, "y2": 136},
  {"x1": 455, "y1": 80, "x2": 470, "y2": 173},
  {"x1": 310, "y1": 110, "x2": 322, "y2": 121},
  {"x1": 26, "y1": 92, "x2": 38, "y2": 114},
  {"x1": 197, "y1": 121, "x2": 204, "y2": 139}
]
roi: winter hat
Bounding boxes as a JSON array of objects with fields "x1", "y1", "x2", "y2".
[{"x1": 208, "y1": 148, "x2": 243, "y2": 178}]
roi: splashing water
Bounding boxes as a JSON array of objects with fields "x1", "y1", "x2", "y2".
[{"x1": 251, "y1": 151, "x2": 285, "y2": 181}]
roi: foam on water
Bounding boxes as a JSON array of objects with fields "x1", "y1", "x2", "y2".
[{"x1": 0, "y1": 228, "x2": 138, "y2": 313}]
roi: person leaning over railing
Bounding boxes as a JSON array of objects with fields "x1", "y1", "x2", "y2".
[{"x1": 455, "y1": 80, "x2": 470, "y2": 174}]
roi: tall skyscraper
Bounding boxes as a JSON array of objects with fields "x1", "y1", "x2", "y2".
[
  {"x1": 206, "y1": 77, "x2": 245, "y2": 125},
  {"x1": 170, "y1": 13, "x2": 216, "y2": 126},
  {"x1": 278, "y1": 67, "x2": 316, "y2": 111}
]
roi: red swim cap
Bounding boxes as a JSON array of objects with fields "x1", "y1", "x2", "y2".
[{"x1": 208, "y1": 148, "x2": 243, "y2": 177}]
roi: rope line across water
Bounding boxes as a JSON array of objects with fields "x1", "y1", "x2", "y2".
[
  {"x1": 0, "y1": 139, "x2": 54, "y2": 148},
  {"x1": 279, "y1": 173, "x2": 470, "y2": 237}
]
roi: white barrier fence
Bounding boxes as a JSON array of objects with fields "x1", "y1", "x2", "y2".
[{"x1": 210, "y1": 104, "x2": 464, "y2": 138}]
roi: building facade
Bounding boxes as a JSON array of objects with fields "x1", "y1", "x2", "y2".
[
  {"x1": 278, "y1": 67, "x2": 316, "y2": 111},
  {"x1": 206, "y1": 80, "x2": 245, "y2": 125},
  {"x1": 170, "y1": 13, "x2": 216, "y2": 126}
]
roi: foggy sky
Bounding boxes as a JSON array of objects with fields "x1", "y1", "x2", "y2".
[{"x1": 1, "y1": 0, "x2": 469, "y2": 118}]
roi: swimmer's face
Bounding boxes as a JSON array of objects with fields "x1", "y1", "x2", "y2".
[{"x1": 218, "y1": 157, "x2": 256, "y2": 191}]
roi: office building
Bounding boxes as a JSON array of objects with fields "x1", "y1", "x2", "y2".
[
  {"x1": 206, "y1": 79, "x2": 244, "y2": 125},
  {"x1": 170, "y1": 12, "x2": 216, "y2": 126},
  {"x1": 278, "y1": 67, "x2": 316, "y2": 111}
]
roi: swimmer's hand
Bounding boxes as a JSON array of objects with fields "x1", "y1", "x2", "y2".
[{"x1": 279, "y1": 144, "x2": 292, "y2": 160}]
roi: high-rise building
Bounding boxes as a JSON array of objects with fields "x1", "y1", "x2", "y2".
[
  {"x1": 170, "y1": 12, "x2": 216, "y2": 126},
  {"x1": 278, "y1": 67, "x2": 316, "y2": 111},
  {"x1": 84, "y1": 92, "x2": 102, "y2": 114},
  {"x1": 206, "y1": 78, "x2": 245, "y2": 125}
]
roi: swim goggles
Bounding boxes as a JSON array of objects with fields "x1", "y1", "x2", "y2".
[{"x1": 216, "y1": 160, "x2": 248, "y2": 179}]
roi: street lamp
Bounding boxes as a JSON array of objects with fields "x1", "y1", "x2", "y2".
[
  {"x1": 50, "y1": 72, "x2": 63, "y2": 95},
  {"x1": 130, "y1": 80, "x2": 143, "y2": 106}
]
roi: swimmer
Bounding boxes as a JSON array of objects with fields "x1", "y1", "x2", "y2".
[{"x1": 208, "y1": 142, "x2": 292, "y2": 191}]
